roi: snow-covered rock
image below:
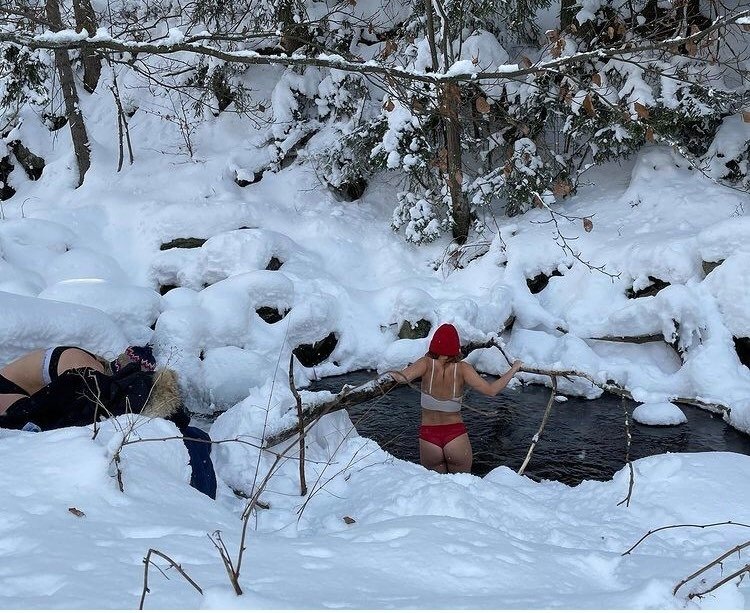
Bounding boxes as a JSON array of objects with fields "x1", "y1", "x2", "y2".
[{"x1": 632, "y1": 402, "x2": 687, "y2": 426}]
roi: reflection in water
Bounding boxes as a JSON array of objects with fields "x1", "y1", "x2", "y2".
[{"x1": 309, "y1": 371, "x2": 750, "y2": 485}]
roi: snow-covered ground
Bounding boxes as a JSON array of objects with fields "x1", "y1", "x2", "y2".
[{"x1": 2, "y1": 75, "x2": 750, "y2": 607}]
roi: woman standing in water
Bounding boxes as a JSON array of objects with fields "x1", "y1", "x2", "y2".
[{"x1": 390, "y1": 323, "x2": 522, "y2": 474}]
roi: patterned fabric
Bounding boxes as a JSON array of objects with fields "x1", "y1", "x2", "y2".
[{"x1": 111, "y1": 345, "x2": 156, "y2": 374}]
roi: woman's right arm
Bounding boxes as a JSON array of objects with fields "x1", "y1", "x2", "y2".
[
  {"x1": 387, "y1": 356, "x2": 428, "y2": 385},
  {"x1": 462, "y1": 360, "x2": 522, "y2": 396}
]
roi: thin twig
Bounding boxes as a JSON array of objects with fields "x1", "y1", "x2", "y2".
[
  {"x1": 674, "y1": 540, "x2": 750, "y2": 595},
  {"x1": 689, "y1": 563, "x2": 750, "y2": 599},
  {"x1": 139, "y1": 548, "x2": 203, "y2": 610},
  {"x1": 622, "y1": 521, "x2": 750, "y2": 556},
  {"x1": 209, "y1": 531, "x2": 242, "y2": 596},
  {"x1": 617, "y1": 395, "x2": 635, "y2": 507},
  {"x1": 289, "y1": 354, "x2": 307, "y2": 496},
  {"x1": 518, "y1": 375, "x2": 557, "y2": 476}
]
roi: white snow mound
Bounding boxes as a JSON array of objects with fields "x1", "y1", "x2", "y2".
[{"x1": 632, "y1": 402, "x2": 687, "y2": 426}]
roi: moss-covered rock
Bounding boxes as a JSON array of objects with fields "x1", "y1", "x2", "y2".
[{"x1": 398, "y1": 319, "x2": 432, "y2": 339}]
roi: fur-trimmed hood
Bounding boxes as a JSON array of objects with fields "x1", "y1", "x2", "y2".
[{"x1": 140, "y1": 368, "x2": 183, "y2": 419}]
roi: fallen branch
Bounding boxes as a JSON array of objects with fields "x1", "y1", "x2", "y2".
[{"x1": 263, "y1": 374, "x2": 399, "y2": 447}]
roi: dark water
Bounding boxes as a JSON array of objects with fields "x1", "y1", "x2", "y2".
[{"x1": 308, "y1": 371, "x2": 750, "y2": 485}]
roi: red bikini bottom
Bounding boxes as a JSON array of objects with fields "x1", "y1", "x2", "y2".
[{"x1": 419, "y1": 422, "x2": 468, "y2": 448}]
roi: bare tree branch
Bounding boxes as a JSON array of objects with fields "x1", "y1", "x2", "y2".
[
  {"x1": 622, "y1": 520, "x2": 750, "y2": 556},
  {"x1": 289, "y1": 354, "x2": 307, "y2": 497},
  {"x1": 517, "y1": 375, "x2": 557, "y2": 476}
]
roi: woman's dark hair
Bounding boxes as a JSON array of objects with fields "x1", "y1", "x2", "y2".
[{"x1": 427, "y1": 351, "x2": 462, "y2": 362}]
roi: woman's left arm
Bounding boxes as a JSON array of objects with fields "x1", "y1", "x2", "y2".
[{"x1": 387, "y1": 356, "x2": 428, "y2": 385}]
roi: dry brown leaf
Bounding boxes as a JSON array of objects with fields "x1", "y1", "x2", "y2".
[
  {"x1": 645, "y1": 126, "x2": 655, "y2": 142},
  {"x1": 742, "y1": 23, "x2": 750, "y2": 33},
  {"x1": 384, "y1": 98, "x2": 394, "y2": 112},
  {"x1": 553, "y1": 179, "x2": 572, "y2": 199},
  {"x1": 382, "y1": 39, "x2": 397, "y2": 59},
  {"x1": 534, "y1": 194, "x2": 545, "y2": 208},
  {"x1": 591, "y1": 72, "x2": 602, "y2": 87},
  {"x1": 582, "y1": 94, "x2": 596, "y2": 117},
  {"x1": 68, "y1": 507, "x2": 85, "y2": 518},
  {"x1": 607, "y1": 26, "x2": 615, "y2": 39},
  {"x1": 685, "y1": 40, "x2": 698, "y2": 56},
  {"x1": 471, "y1": 55, "x2": 480, "y2": 66},
  {"x1": 551, "y1": 39, "x2": 565, "y2": 59},
  {"x1": 476, "y1": 96, "x2": 491, "y2": 114},
  {"x1": 634, "y1": 101, "x2": 650, "y2": 119},
  {"x1": 520, "y1": 56, "x2": 533, "y2": 68},
  {"x1": 343, "y1": 516, "x2": 356, "y2": 524},
  {"x1": 742, "y1": 110, "x2": 750, "y2": 123},
  {"x1": 583, "y1": 217, "x2": 593, "y2": 232},
  {"x1": 545, "y1": 29, "x2": 559, "y2": 42}
]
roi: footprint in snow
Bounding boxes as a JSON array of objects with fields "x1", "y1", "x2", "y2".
[
  {"x1": 301, "y1": 561, "x2": 331, "y2": 570},
  {"x1": 298, "y1": 547, "x2": 334, "y2": 558},
  {"x1": 355, "y1": 527, "x2": 411, "y2": 543},
  {"x1": 446, "y1": 561, "x2": 487, "y2": 578},
  {"x1": 442, "y1": 543, "x2": 471, "y2": 555},
  {"x1": 119, "y1": 525, "x2": 205, "y2": 539}
]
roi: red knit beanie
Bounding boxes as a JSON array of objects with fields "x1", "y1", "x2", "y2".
[{"x1": 429, "y1": 323, "x2": 461, "y2": 356}]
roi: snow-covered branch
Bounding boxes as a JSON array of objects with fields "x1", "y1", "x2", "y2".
[{"x1": 0, "y1": 7, "x2": 747, "y2": 85}]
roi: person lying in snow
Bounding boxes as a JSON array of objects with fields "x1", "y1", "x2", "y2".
[
  {"x1": 389, "y1": 323, "x2": 522, "y2": 474},
  {"x1": 0, "y1": 345, "x2": 217, "y2": 498}
]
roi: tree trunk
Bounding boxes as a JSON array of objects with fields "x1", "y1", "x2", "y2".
[
  {"x1": 423, "y1": 0, "x2": 439, "y2": 71},
  {"x1": 45, "y1": 0, "x2": 90, "y2": 187},
  {"x1": 441, "y1": 83, "x2": 470, "y2": 244},
  {"x1": 278, "y1": 0, "x2": 305, "y2": 53},
  {"x1": 72, "y1": 0, "x2": 101, "y2": 93}
]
